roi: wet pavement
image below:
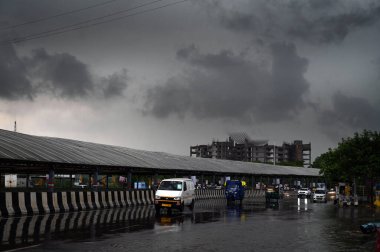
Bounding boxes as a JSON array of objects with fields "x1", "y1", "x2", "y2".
[{"x1": 0, "y1": 195, "x2": 379, "y2": 251}]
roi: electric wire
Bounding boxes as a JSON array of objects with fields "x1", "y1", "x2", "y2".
[
  {"x1": 1, "y1": 0, "x2": 186, "y2": 45},
  {"x1": 0, "y1": 0, "x2": 118, "y2": 31}
]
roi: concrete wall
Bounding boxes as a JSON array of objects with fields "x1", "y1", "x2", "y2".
[
  {"x1": 0, "y1": 190, "x2": 155, "y2": 217},
  {"x1": 0, "y1": 189, "x2": 264, "y2": 217}
]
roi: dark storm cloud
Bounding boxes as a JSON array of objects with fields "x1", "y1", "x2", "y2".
[
  {"x1": 101, "y1": 69, "x2": 128, "y2": 98},
  {"x1": 0, "y1": 45, "x2": 128, "y2": 100},
  {"x1": 375, "y1": 57, "x2": 380, "y2": 70},
  {"x1": 318, "y1": 92, "x2": 380, "y2": 139},
  {"x1": 270, "y1": 43, "x2": 309, "y2": 117},
  {"x1": 144, "y1": 42, "x2": 310, "y2": 122},
  {"x1": 205, "y1": 0, "x2": 380, "y2": 44},
  {"x1": 145, "y1": 77, "x2": 191, "y2": 119},
  {"x1": 26, "y1": 48, "x2": 94, "y2": 98},
  {"x1": 308, "y1": 0, "x2": 337, "y2": 9},
  {"x1": 0, "y1": 44, "x2": 33, "y2": 100}
]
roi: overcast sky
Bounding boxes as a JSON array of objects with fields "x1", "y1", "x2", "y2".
[{"x1": 0, "y1": 0, "x2": 379, "y2": 161}]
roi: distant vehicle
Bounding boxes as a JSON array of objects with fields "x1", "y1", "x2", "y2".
[
  {"x1": 316, "y1": 182, "x2": 326, "y2": 191},
  {"x1": 313, "y1": 189, "x2": 327, "y2": 203},
  {"x1": 298, "y1": 188, "x2": 311, "y2": 198},
  {"x1": 74, "y1": 184, "x2": 87, "y2": 189},
  {"x1": 265, "y1": 186, "x2": 281, "y2": 208},
  {"x1": 154, "y1": 178, "x2": 195, "y2": 213},
  {"x1": 266, "y1": 186, "x2": 282, "y2": 199},
  {"x1": 327, "y1": 188, "x2": 337, "y2": 200},
  {"x1": 225, "y1": 180, "x2": 245, "y2": 203}
]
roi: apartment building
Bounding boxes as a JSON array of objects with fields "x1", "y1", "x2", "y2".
[{"x1": 190, "y1": 133, "x2": 311, "y2": 166}]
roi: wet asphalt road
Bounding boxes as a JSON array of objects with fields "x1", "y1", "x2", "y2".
[{"x1": 1, "y1": 195, "x2": 379, "y2": 252}]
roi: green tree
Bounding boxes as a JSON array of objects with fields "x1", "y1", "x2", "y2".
[{"x1": 313, "y1": 130, "x2": 380, "y2": 185}]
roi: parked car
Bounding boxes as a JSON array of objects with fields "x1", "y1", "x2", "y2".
[
  {"x1": 313, "y1": 189, "x2": 327, "y2": 203},
  {"x1": 297, "y1": 188, "x2": 311, "y2": 198}
]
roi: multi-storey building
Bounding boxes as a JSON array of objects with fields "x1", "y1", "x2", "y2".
[{"x1": 190, "y1": 133, "x2": 311, "y2": 166}]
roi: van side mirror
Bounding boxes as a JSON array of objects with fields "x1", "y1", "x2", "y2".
[{"x1": 184, "y1": 182, "x2": 187, "y2": 191}]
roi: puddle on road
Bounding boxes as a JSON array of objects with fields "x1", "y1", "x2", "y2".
[
  {"x1": 1, "y1": 198, "x2": 379, "y2": 251},
  {"x1": 155, "y1": 198, "x2": 267, "y2": 227},
  {"x1": 0, "y1": 206, "x2": 155, "y2": 251},
  {"x1": 0, "y1": 199, "x2": 266, "y2": 250}
]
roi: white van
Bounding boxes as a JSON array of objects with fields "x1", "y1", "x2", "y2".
[
  {"x1": 313, "y1": 188, "x2": 327, "y2": 203},
  {"x1": 154, "y1": 178, "x2": 195, "y2": 212}
]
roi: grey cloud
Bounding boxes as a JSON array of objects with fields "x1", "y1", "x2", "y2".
[
  {"x1": 145, "y1": 77, "x2": 191, "y2": 119},
  {"x1": 267, "y1": 42, "x2": 310, "y2": 121},
  {"x1": 102, "y1": 69, "x2": 129, "y2": 98},
  {"x1": 0, "y1": 45, "x2": 34, "y2": 100},
  {"x1": 0, "y1": 45, "x2": 128, "y2": 100},
  {"x1": 318, "y1": 92, "x2": 380, "y2": 139},
  {"x1": 292, "y1": 6, "x2": 380, "y2": 44},
  {"x1": 206, "y1": 0, "x2": 380, "y2": 44},
  {"x1": 177, "y1": 45, "x2": 245, "y2": 68},
  {"x1": 26, "y1": 48, "x2": 93, "y2": 98},
  {"x1": 374, "y1": 57, "x2": 380, "y2": 69},
  {"x1": 144, "y1": 42, "x2": 310, "y2": 122},
  {"x1": 308, "y1": 0, "x2": 337, "y2": 9}
]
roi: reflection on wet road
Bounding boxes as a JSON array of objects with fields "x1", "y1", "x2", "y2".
[
  {"x1": 0, "y1": 206, "x2": 155, "y2": 251},
  {"x1": 1, "y1": 197, "x2": 379, "y2": 251}
]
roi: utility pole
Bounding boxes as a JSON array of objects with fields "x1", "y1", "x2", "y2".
[
  {"x1": 14, "y1": 121, "x2": 17, "y2": 132},
  {"x1": 273, "y1": 142, "x2": 276, "y2": 165}
]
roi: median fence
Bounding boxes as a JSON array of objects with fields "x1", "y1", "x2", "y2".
[
  {"x1": 0, "y1": 189, "x2": 266, "y2": 217},
  {"x1": 194, "y1": 189, "x2": 266, "y2": 200}
]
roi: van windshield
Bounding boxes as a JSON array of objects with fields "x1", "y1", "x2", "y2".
[{"x1": 158, "y1": 181, "x2": 183, "y2": 191}]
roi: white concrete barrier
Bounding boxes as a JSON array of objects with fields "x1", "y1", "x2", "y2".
[
  {"x1": 113, "y1": 191, "x2": 120, "y2": 207},
  {"x1": 17, "y1": 192, "x2": 27, "y2": 215},
  {"x1": 0, "y1": 189, "x2": 156, "y2": 216},
  {"x1": 30, "y1": 192, "x2": 39, "y2": 214},
  {"x1": 70, "y1": 192, "x2": 79, "y2": 211},
  {"x1": 99, "y1": 191, "x2": 107, "y2": 208},
  {"x1": 41, "y1": 192, "x2": 50, "y2": 214},
  {"x1": 125, "y1": 191, "x2": 132, "y2": 206},
  {"x1": 6, "y1": 192, "x2": 14, "y2": 216},
  {"x1": 119, "y1": 191, "x2": 126, "y2": 207},
  {"x1": 107, "y1": 191, "x2": 114, "y2": 208},
  {"x1": 78, "y1": 191, "x2": 86, "y2": 210}
]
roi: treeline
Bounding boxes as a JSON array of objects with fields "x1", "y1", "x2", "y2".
[{"x1": 313, "y1": 130, "x2": 380, "y2": 185}]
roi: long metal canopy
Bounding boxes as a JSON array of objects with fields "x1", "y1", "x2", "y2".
[{"x1": 0, "y1": 129, "x2": 320, "y2": 177}]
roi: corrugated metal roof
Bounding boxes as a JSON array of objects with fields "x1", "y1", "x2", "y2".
[{"x1": 0, "y1": 129, "x2": 320, "y2": 177}]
